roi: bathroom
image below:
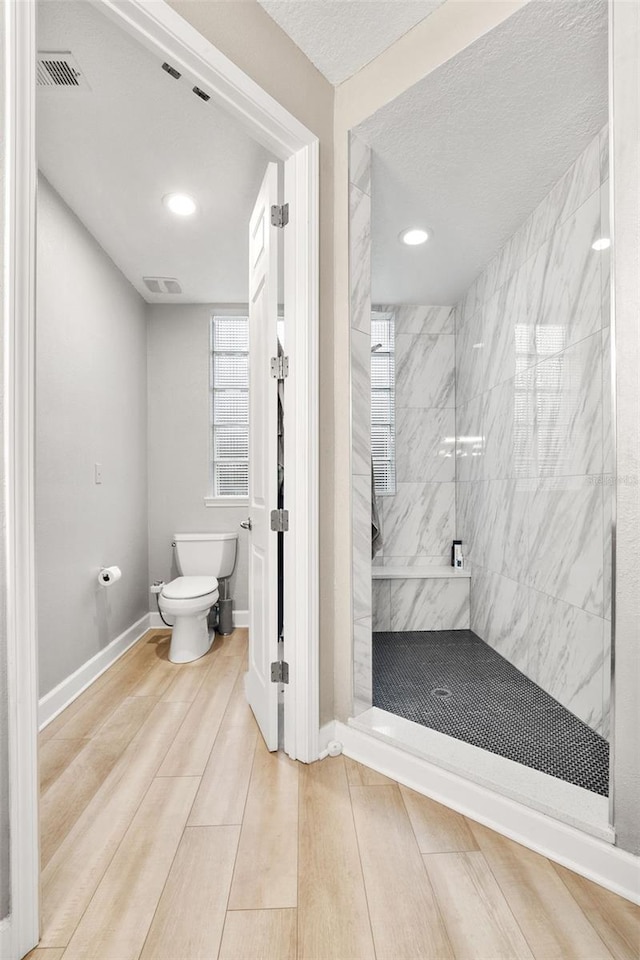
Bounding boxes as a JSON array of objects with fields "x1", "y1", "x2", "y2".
[
  {"x1": 350, "y1": 0, "x2": 613, "y2": 828},
  {"x1": 35, "y1": 0, "x2": 276, "y2": 720}
]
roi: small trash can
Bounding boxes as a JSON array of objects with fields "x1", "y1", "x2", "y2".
[{"x1": 217, "y1": 597, "x2": 234, "y2": 636}]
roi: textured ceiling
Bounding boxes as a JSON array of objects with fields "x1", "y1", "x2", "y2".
[
  {"x1": 258, "y1": 0, "x2": 445, "y2": 84},
  {"x1": 355, "y1": 0, "x2": 608, "y2": 305},
  {"x1": 37, "y1": 1, "x2": 276, "y2": 304}
]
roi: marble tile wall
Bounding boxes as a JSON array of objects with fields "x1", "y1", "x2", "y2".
[
  {"x1": 368, "y1": 302, "x2": 458, "y2": 635},
  {"x1": 372, "y1": 304, "x2": 456, "y2": 568},
  {"x1": 373, "y1": 577, "x2": 470, "y2": 632},
  {"x1": 350, "y1": 135, "x2": 373, "y2": 709},
  {"x1": 456, "y1": 126, "x2": 612, "y2": 737}
]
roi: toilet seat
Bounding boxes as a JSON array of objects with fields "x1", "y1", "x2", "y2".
[{"x1": 161, "y1": 575, "x2": 218, "y2": 600}]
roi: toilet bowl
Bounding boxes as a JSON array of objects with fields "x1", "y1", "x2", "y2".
[
  {"x1": 158, "y1": 532, "x2": 238, "y2": 663},
  {"x1": 159, "y1": 576, "x2": 219, "y2": 663}
]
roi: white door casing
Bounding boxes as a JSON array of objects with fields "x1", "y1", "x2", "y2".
[{"x1": 244, "y1": 163, "x2": 280, "y2": 750}]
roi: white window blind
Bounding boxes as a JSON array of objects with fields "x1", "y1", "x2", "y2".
[
  {"x1": 210, "y1": 315, "x2": 249, "y2": 498},
  {"x1": 371, "y1": 312, "x2": 396, "y2": 495}
]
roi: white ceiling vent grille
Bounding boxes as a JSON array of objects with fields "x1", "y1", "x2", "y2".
[
  {"x1": 143, "y1": 277, "x2": 183, "y2": 295},
  {"x1": 37, "y1": 52, "x2": 90, "y2": 89}
]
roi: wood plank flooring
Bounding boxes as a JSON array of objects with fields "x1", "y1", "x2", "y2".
[{"x1": 30, "y1": 628, "x2": 640, "y2": 960}]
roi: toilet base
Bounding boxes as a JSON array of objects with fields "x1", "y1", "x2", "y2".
[{"x1": 168, "y1": 609, "x2": 214, "y2": 663}]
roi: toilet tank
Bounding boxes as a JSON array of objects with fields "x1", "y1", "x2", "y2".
[{"x1": 173, "y1": 533, "x2": 238, "y2": 578}]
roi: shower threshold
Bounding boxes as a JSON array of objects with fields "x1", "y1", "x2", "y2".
[{"x1": 372, "y1": 630, "x2": 609, "y2": 797}]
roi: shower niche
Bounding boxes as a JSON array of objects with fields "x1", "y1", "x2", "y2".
[{"x1": 349, "y1": 0, "x2": 614, "y2": 826}]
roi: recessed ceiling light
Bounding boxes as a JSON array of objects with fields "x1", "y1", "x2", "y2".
[
  {"x1": 163, "y1": 192, "x2": 197, "y2": 216},
  {"x1": 400, "y1": 227, "x2": 430, "y2": 246},
  {"x1": 592, "y1": 237, "x2": 611, "y2": 251}
]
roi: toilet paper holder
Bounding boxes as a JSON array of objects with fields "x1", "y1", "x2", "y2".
[{"x1": 98, "y1": 565, "x2": 122, "y2": 586}]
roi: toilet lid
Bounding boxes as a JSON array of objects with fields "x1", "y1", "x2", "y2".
[{"x1": 161, "y1": 576, "x2": 218, "y2": 600}]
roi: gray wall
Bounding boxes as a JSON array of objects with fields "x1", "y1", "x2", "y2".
[
  {"x1": 456, "y1": 129, "x2": 611, "y2": 737},
  {"x1": 0, "y1": 0, "x2": 9, "y2": 922},
  {"x1": 36, "y1": 176, "x2": 149, "y2": 697},
  {"x1": 147, "y1": 305, "x2": 248, "y2": 611}
]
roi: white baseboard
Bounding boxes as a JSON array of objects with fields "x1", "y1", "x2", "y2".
[
  {"x1": 148, "y1": 609, "x2": 249, "y2": 629},
  {"x1": 38, "y1": 613, "x2": 151, "y2": 731},
  {"x1": 334, "y1": 721, "x2": 640, "y2": 905},
  {"x1": 0, "y1": 916, "x2": 12, "y2": 960},
  {"x1": 318, "y1": 720, "x2": 336, "y2": 756}
]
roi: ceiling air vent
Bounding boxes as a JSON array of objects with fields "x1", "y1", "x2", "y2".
[
  {"x1": 37, "y1": 52, "x2": 90, "y2": 89},
  {"x1": 143, "y1": 277, "x2": 183, "y2": 295}
]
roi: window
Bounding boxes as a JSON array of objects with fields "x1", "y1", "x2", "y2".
[
  {"x1": 371, "y1": 311, "x2": 396, "y2": 495},
  {"x1": 210, "y1": 315, "x2": 249, "y2": 498}
]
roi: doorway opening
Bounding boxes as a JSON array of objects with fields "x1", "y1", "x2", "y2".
[{"x1": 4, "y1": 1, "x2": 319, "y2": 955}]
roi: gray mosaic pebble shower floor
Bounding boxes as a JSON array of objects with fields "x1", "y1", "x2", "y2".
[{"x1": 372, "y1": 629, "x2": 609, "y2": 797}]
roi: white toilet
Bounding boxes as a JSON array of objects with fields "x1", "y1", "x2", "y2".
[{"x1": 159, "y1": 532, "x2": 238, "y2": 663}]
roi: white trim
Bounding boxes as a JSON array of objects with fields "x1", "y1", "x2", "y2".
[
  {"x1": 353, "y1": 707, "x2": 611, "y2": 842},
  {"x1": 204, "y1": 497, "x2": 249, "y2": 508},
  {"x1": 318, "y1": 720, "x2": 336, "y2": 756},
  {"x1": 149, "y1": 609, "x2": 249, "y2": 629},
  {"x1": 38, "y1": 614, "x2": 151, "y2": 731},
  {"x1": 4, "y1": 1, "x2": 320, "y2": 954},
  {"x1": 372, "y1": 566, "x2": 471, "y2": 580},
  {"x1": 283, "y1": 142, "x2": 320, "y2": 763},
  {"x1": 233, "y1": 609, "x2": 249, "y2": 628},
  {"x1": 335, "y1": 722, "x2": 640, "y2": 905},
  {"x1": 93, "y1": 0, "x2": 313, "y2": 158},
  {"x1": 3, "y1": 0, "x2": 39, "y2": 957},
  {"x1": 0, "y1": 918, "x2": 12, "y2": 960}
]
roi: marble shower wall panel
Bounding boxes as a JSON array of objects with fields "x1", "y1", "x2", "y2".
[
  {"x1": 396, "y1": 407, "x2": 455, "y2": 482},
  {"x1": 351, "y1": 328, "x2": 372, "y2": 477},
  {"x1": 350, "y1": 136, "x2": 373, "y2": 710},
  {"x1": 470, "y1": 566, "x2": 529, "y2": 677},
  {"x1": 456, "y1": 127, "x2": 612, "y2": 735},
  {"x1": 381, "y1": 482, "x2": 455, "y2": 559},
  {"x1": 374, "y1": 302, "x2": 456, "y2": 573},
  {"x1": 528, "y1": 590, "x2": 607, "y2": 733},
  {"x1": 349, "y1": 191, "x2": 372, "y2": 335},
  {"x1": 353, "y1": 616, "x2": 373, "y2": 708},
  {"x1": 390, "y1": 578, "x2": 470, "y2": 632},
  {"x1": 376, "y1": 304, "x2": 455, "y2": 335},
  {"x1": 395, "y1": 334, "x2": 455, "y2": 409},
  {"x1": 373, "y1": 580, "x2": 391, "y2": 631}
]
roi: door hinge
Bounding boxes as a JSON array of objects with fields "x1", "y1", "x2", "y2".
[
  {"x1": 271, "y1": 660, "x2": 289, "y2": 684},
  {"x1": 270, "y1": 203, "x2": 289, "y2": 228},
  {"x1": 270, "y1": 508, "x2": 289, "y2": 532},
  {"x1": 270, "y1": 355, "x2": 289, "y2": 379}
]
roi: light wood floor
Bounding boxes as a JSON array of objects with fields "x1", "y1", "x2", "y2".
[{"x1": 28, "y1": 628, "x2": 639, "y2": 960}]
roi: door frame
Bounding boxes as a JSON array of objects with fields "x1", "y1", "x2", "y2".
[{"x1": 2, "y1": 1, "x2": 319, "y2": 956}]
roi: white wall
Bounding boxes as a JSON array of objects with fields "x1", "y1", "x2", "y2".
[
  {"x1": 36, "y1": 176, "x2": 149, "y2": 697},
  {"x1": 146, "y1": 305, "x2": 248, "y2": 611}
]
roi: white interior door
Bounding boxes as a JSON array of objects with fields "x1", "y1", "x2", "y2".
[{"x1": 244, "y1": 162, "x2": 280, "y2": 750}]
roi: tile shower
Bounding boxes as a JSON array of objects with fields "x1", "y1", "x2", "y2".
[{"x1": 351, "y1": 127, "x2": 612, "y2": 793}]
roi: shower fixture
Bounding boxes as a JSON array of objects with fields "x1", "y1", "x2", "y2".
[{"x1": 371, "y1": 343, "x2": 383, "y2": 353}]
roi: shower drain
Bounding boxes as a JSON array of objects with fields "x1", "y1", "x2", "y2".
[{"x1": 431, "y1": 687, "x2": 452, "y2": 699}]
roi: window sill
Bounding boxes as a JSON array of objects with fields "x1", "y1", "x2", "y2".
[{"x1": 204, "y1": 497, "x2": 249, "y2": 508}]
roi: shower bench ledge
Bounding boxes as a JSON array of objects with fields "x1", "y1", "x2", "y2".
[{"x1": 372, "y1": 566, "x2": 471, "y2": 579}]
